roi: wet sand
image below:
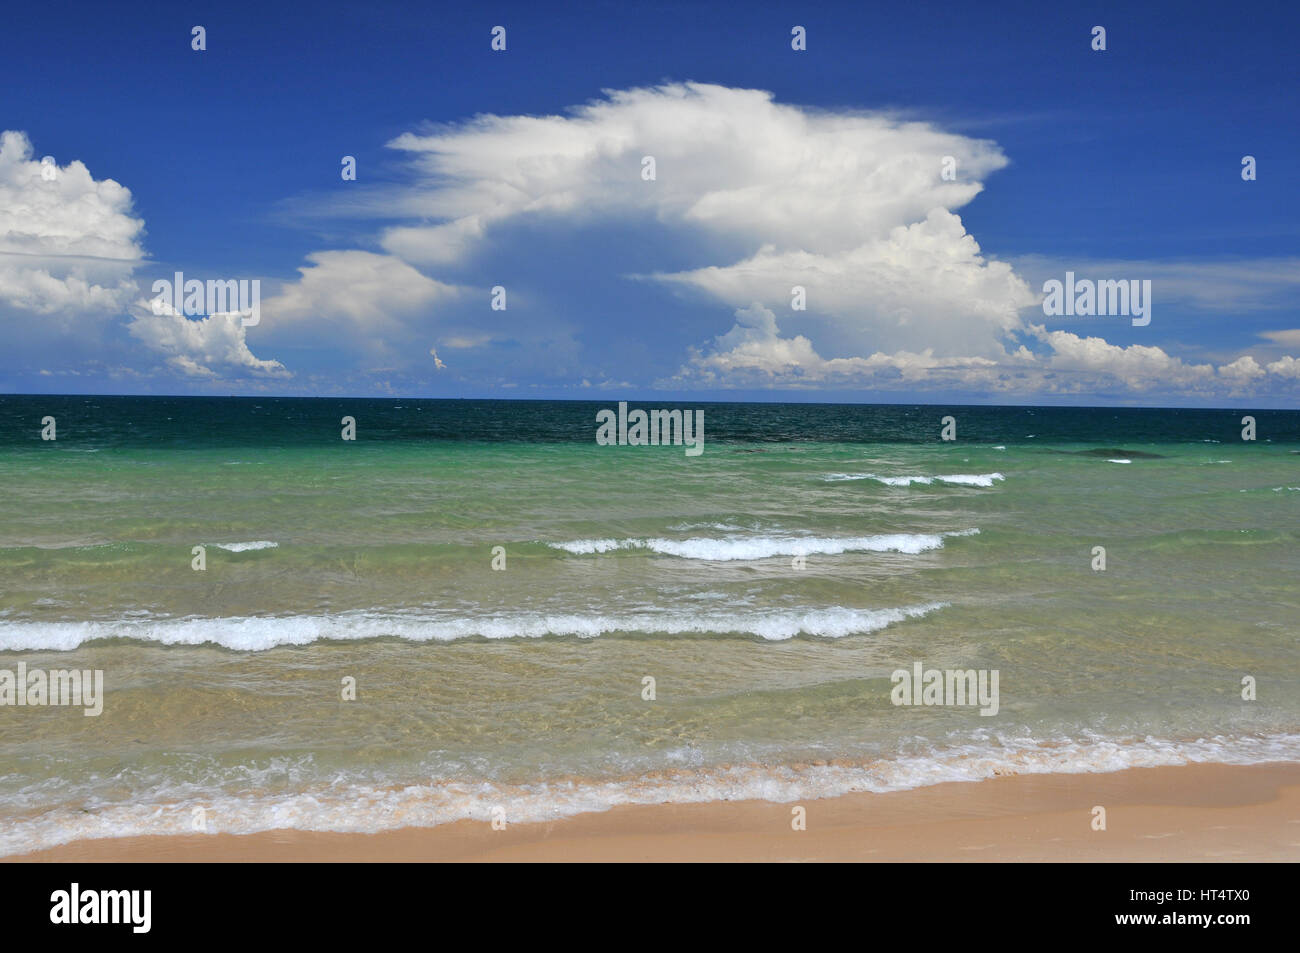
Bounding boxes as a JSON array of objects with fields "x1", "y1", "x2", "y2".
[{"x1": 10, "y1": 761, "x2": 1300, "y2": 862}]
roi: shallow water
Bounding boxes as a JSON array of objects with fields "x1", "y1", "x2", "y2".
[{"x1": 0, "y1": 396, "x2": 1296, "y2": 854}]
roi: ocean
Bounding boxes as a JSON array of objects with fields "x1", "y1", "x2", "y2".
[{"x1": 0, "y1": 395, "x2": 1297, "y2": 855}]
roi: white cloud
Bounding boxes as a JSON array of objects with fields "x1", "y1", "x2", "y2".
[
  {"x1": 1217, "y1": 355, "x2": 1266, "y2": 384},
  {"x1": 658, "y1": 208, "x2": 1035, "y2": 358},
  {"x1": 1259, "y1": 329, "x2": 1300, "y2": 348},
  {"x1": 667, "y1": 304, "x2": 1300, "y2": 397},
  {"x1": 380, "y1": 83, "x2": 1008, "y2": 265},
  {"x1": 127, "y1": 299, "x2": 288, "y2": 379},
  {"x1": 373, "y1": 83, "x2": 1034, "y2": 369},
  {"x1": 1030, "y1": 327, "x2": 1215, "y2": 391},
  {"x1": 1029, "y1": 330, "x2": 1297, "y2": 396},
  {"x1": 10, "y1": 88, "x2": 1286, "y2": 401},
  {"x1": 307, "y1": 84, "x2": 1299, "y2": 399},
  {"x1": 0, "y1": 130, "x2": 144, "y2": 317},
  {"x1": 1264, "y1": 355, "x2": 1300, "y2": 379},
  {"x1": 665, "y1": 302, "x2": 1007, "y2": 389},
  {"x1": 262, "y1": 250, "x2": 457, "y2": 331},
  {"x1": 253, "y1": 250, "x2": 462, "y2": 368},
  {"x1": 0, "y1": 130, "x2": 297, "y2": 383}
]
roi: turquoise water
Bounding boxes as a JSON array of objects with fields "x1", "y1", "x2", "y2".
[{"x1": 0, "y1": 396, "x2": 1297, "y2": 853}]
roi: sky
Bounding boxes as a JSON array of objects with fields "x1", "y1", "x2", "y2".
[{"x1": 2, "y1": 0, "x2": 1298, "y2": 405}]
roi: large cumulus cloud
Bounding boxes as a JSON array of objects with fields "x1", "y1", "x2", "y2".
[{"x1": 0, "y1": 131, "x2": 143, "y2": 321}]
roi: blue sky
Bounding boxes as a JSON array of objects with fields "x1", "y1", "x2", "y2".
[{"x1": 2, "y1": 0, "x2": 1298, "y2": 404}]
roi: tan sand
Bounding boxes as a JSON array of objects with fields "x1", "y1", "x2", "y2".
[{"x1": 9, "y1": 761, "x2": 1300, "y2": 862}]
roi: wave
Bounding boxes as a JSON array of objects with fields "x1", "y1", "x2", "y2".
[
  {"x1": 549, "y1": 530, "x2": 977, "y2": 560},
  {"x1": 211, "y1": 541, "x2": 279, "y2": 552},
  {"x1": 823, "y1": 472, "x2": 1005, "y2": 487},
  {"x1": 3, "y1": 731, "x2": 1296, "y2": 857},
  {"x1": 0, "y1": 539, "x2": 281, "y2": 554},
  {"x1": 0, "y1": 603, "x2": 948, "y2": 652}
]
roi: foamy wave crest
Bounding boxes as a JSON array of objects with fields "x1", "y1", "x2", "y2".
[
  {"x1": 4, "y1": 732, "x2": 1297, "y2": 857},
  {"x1": 0, "y1": 603, "x2": 947, "y2": 652},
  {"x1": 550, "y1": 531, "x2": 976, "y2": 560},
  {"x1": 211, "y1": 541, "x2": 278, "y2": 552},
  {"x1": 823, "y1": 472, "x2": 1005, "y2": 487}
]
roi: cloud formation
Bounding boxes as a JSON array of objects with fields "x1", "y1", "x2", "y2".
[
  {"x1": 0, "y1": 131, "x2": 144, "y2": 319},
  {"x1": 256, "y1": 250, "x2": 459, "y2": 361},
  {"x1": 0, "y1": 130, "x2": 295, "y2": 384},
  {"x1": 49, "y1": 81, "x2": 1280, "y2": 399},
  {"x1": 667, "y1": 303, "x2": 1300, "y2": 398},
  {"x1": 127, "y1": 300, "x2": 288, "y2": 379},
  {"x1": 382, "y1": 83, "x2": 1008, "y2": 269},
  {"x1": 658, "y1": 208, "x2": 1036, "y2": 358},
  {"x1": 5, "y1": 78, "x2": 1297, "y2": 401}
]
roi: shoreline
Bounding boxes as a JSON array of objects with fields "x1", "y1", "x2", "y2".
[{"x1": 9, "y1": 761, "x2": 1300, "y2": 862}]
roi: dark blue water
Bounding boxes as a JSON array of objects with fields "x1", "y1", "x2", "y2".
[{"x1": 1, "y1": 395, "x2": 1297, "y2": 448}]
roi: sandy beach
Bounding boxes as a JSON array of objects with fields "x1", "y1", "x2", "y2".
[{"x1": 11, "y1": 761, "x2": 1299, "y2": 863}]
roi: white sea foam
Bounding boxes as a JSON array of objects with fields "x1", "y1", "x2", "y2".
[
  {"x1": 1107, "y1": 459, "x2": 1132, "y2": 464},
  {"x1": 211, "y1": 541, "x2": 279, "y2": 552},
  {"x1": 3, "y1": 731, "x2": 1296, "y2": 858},
  {"x1": 0, "y1": 603, "x2": 948, "y2": 652},
  {"x1": 822, "y1": 472, "x2": 1005, "y2": 487},
  {"x1": 550, "y1": 530, "x2": 977, "y2": 560}
]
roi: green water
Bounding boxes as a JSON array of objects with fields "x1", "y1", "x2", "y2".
[{"x1": 0, "y1": 397, "x2": 1296, "y2": 852}]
